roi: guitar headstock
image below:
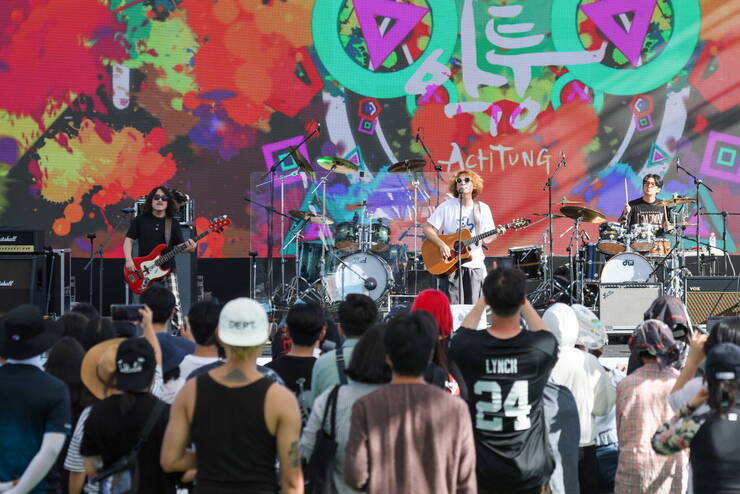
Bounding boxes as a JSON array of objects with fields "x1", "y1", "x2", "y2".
[
  {"x1": 507, "y1": 218, "x2": 531, "y2": 230},
  {"x1": 208, "y1": 215, "x2": 232, "y2": 233}
]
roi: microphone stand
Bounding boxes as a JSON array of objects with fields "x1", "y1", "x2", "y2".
[
  {"x1": 416, "y1": 131, "x2": 443, "y2": 208},
  {"x1": 457, "y1": 195, "x2": 464, "y2": 304},
  {"x1": 84, "y1": 233, "x2": 96, "y2": 305},
  {"x1": 542, "y1": 152, "x2": 567, "y2": 299},
  {"x1": 258, "y1": 127, "x2": 320, "y2": 300},
  {"x1": 676, "y1": 157, "x2": 712, "y2": 273}
]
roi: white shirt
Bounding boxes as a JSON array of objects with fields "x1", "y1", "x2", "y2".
[
  {"x1": 179, "y1": 354, "x2": 220, "y2": 380},
  {"x1": 427, "y1": 198, "x2": 495, "y2": 269}
]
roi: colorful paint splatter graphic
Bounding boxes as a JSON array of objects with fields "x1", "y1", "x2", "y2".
[{"x1": 0, "y1": 0, "x2": 738, "y2": 258}]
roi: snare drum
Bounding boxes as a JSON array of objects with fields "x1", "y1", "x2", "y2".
[
  {"x1": 646, "y1": 237, "x2": 670, "y2": 258},
  {"x1": 630, "y1": 224, "x2": 655, "y2": 252},
  {"x1": 600, "y1": 252, "x2": 655, "y2": 283},
  {"x1": 334, "y1": 222, "x2": 360, "y2": 253},
  {"x1": 509, "y1": 245, "x2": 543, "y2": 279},
  {"x1": 370, "y1": 220, "x2": 391, "y2": 252},
  {"x1": 597, "y1": 222, "x2": 626, "y2": 254}
]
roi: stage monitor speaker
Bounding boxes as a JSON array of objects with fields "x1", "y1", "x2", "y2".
[
  {"x1": 599, "y1": 283, "x2": 662, "y2": 331},
  {"x1": 0, "y1": 255, "x2": 47, "y2": 314},
  {"x1": 685, "y1": 277, "x2": 740, "y2": 324}
]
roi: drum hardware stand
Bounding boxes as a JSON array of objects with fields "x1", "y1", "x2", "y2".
[
  {"x1": 307, "y1": 163, "x2": 343, "y2": 280},
  {"x1": 417, "y1": 129, "x2": 444, "y2": 292},
  {"x1": 249, "y1": 251, "x2": 258, "y2": 299},
  {"x1": 541, "y1": 151, "x2": 567, "y2": 301},
  {"x1": 676, "y1": 155, "x2": 711, "y2": 273},
  {"x1": 258, "y1": 126, "x2": 320, "y2": 301},
  {"x1": 702, "y1": 211, "x2": 739, "y2": 275}
]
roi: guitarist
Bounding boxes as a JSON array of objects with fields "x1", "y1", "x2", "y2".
[
  {"x1": 422, "y1": 170, "x2": 502, "y2": 304},
  {"x1": 123, "y1": 186, "x2": 196, "y2": 333}
]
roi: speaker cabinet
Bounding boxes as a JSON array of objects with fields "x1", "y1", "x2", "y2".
[
  {"x1": 599, "y1": 283, "x2": 662, "y2": 331},
  {"x1": 685, "y1": 277, "x2": 740, "y2": 324},
  {"x1": 0, "y1": 255, "x2": 47, "y2": 314}
]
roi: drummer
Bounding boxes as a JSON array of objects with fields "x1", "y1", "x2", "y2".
[{"x1": 620, "y1": 174, "x2": 674, "y2": 234}]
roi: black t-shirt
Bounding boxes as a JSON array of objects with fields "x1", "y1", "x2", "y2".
[
  {"x1": 690, "y1": 407, "x2": 740, "y2": 494},
  {"x1": 81, "y1": 393, "x2": 175, "y2": 494},
  {"x1": 0, "y1": 364, "x2": 71, "y2": 493},
  {"x1": 449, "y1": 327, "x2": 559, "y2": 491},
  {"x1": 623, "y1": 197, "x2": 672, "y2": 234},
  {"x1": 266, "y1": 355, "x2": 316, "y2": 424},
  {"x1": 126, "y1": 213, "x2": 185, "y2": 270}
]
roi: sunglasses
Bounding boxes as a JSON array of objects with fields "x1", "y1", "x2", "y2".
[
  {"x1": 152, "y1": 194, "x2": 169, "y2": 201},
  {"x1": 456, "y1": 177, "x2": 471, "y2": 184},
  {"x1": 643, "y1": 182, "x2": 659, "y2": 187}
]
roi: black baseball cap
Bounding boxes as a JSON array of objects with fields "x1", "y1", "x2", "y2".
[
  {"x1": 115, "y1": 338, "x2": 156, "y2": 392},
  {"x1": 705, "y1": 343, "x2": 740, "y2": 382}
]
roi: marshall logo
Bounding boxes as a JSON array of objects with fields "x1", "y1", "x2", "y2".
[
  {"x1": 0, "y1": 280, "x2": 14, "y2": 287},
  {"x1": 0, "y1": 236, "x2": 18, "y2": 242}
]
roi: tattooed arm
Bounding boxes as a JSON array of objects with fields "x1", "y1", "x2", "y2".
[{"x1": 266, "y1": 383, "x2": 304, "y2": 493}]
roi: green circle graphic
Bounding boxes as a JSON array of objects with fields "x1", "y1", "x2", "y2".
[
  {"x1": 550, "y1": 0, "x2": 700, "y2": 95},
  {"x1": 312, "y1": 0, "x2": 459, "y2": 99}
]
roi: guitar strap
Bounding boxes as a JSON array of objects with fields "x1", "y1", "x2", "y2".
[{"x1": 164, "y1": 217, "x2": 172, "y2": 246}]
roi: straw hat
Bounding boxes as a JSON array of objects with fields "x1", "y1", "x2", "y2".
[{"x1": 80, "y1": 338, "x2": 125, "y2": 400}]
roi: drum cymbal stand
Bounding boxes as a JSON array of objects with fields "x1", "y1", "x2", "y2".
[
  {"x1": 409, "y1": 172, "x2": 430, "y2": 296},
  {"x1": 558, "y1": 216, "x2": 585, "y2": 305},
  {"x1": 307, "y1": 165, "x2": 340, "y2": 279}
]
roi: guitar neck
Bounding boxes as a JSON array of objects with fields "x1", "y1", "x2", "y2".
[
  {"x1": 463, "y1": 225, "x2": 505, "y2": 247},
  {"x1": 154, "y1": 230, "x2": 210, "y2": 266}
]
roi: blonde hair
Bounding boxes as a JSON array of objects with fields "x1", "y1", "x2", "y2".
[
  {"x1": 448, "y1": 169, "x2": 484, "y2": 199},
  {"x1": 222, "y1": 343, "x2": 262, "y2": 362}
]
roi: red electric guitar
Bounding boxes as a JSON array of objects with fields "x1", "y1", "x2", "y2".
[{"x1": 124, "y1": 215, "x2": 231, "y2": 294}]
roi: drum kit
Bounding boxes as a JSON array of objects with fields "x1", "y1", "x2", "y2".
[
  {"x1": 269, "y1": 155, "x2": 428, "y2": 309},
  {"x1": 514, "y1": 195, "x2": 701, "y2": 308}
]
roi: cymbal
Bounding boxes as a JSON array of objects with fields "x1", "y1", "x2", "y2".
[
  {"x1": 677, "y1": 222, "x2": 698, "y2": 227},
  {"x1": 655, "y1": 196, "x2": 696, "y2": 207},
  {"x1": 289, "y1": 147, "x2": 315, "y2": 179},
  {"x1": 554, "y1": 197, "x2": 584, "y2": 206},
  {"x1": 559, "y1": 205, "x2": 607, "y2": 223},
  {"x1": 316, "y1": 156, "x2": 359, "y2": 174},
  {"x1": 532, "y1": 212, "x2": 566, "y2": 218},
  {"x1": 388, "y1": 158, "x2": 426, "y2": 174},
  {"x1": 289, "y1": 210, "x2": 334, "y2": 225}
]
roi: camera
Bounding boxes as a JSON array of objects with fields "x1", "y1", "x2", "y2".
[{"x1": 110, "y1": 304, "x2": 144, "y2": 323}]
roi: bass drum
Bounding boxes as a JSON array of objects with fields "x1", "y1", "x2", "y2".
[
  {"x1": 600, "y1": 252, "x2": 655, "y2": 283},
  {"x1": 323, "y1": 252, "x2": 393, "y2": 303}
]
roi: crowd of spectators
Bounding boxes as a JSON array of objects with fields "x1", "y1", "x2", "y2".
[{"x1": 1, "y1": 269, "x2": 739, "y2": 494}]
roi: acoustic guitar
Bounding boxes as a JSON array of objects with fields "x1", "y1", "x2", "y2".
[
  {"x1": 422, "y1": 218, "x2": 531, "y2": 276},
  {"x1": 124, "y1": 215, "x2": 231, "y2": 294}
]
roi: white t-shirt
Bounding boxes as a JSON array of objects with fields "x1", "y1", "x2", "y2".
[
  {"x1": 427, "y1": 198, "x2": 495, "y2": 269},
  {"x1": 179, "y1": 354, "x2": 220, "y2": 379}
]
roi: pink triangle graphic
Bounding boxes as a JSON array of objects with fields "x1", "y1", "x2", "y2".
[
  {"x1": 354, "y1": 0, "x2": 429, "y2": 70},
  {"x1": 580, "y1": 0, "x2": 657, "y2": 65},
  {"x1": 649, "y1": 143, "x2": 669, "y2": 163}
]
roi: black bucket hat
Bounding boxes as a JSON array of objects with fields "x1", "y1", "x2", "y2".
[{"x1": 0, "y1": 305, "x2": 63, "y2": 359}]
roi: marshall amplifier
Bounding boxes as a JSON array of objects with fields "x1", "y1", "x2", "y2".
[
  {"x1": 0, "y1": 228, "x2": 45, "y2": 253},
  {"x1": 685, "y1": 277, "x2": 740, "y2": 324},
  {"x1": 599, "y1": 283, "x2": 662, "y2": 333},
  {"x1": 0, "y1": 255, "x2": 47, "y2": 313}
]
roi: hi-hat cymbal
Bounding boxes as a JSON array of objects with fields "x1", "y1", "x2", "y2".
[
  {"x1": 388, "y1": 158, "x2": 426, "y2": 174},
  {"x1": 316, "y1": 156, "x2": 359, "y2": 174},
  {"x1": 289, "y1": 210, "x2": 334, "y2": 225},
  {"x1": 655, "y1": 196, "x2": 696, "y2": 207},
  {"x1": 560, "y1": 205, "x2": 607, "y2": 223}
]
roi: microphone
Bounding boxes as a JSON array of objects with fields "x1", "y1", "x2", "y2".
[
  {"x1": 561, "y1": 151, "x2": 567, "y2": 166},
  {"x1": 415, "y1": 127, "x2": 421, "y2": 143},
  {"x1": 121, "y1": 207, "x2": 136, "y2": 213},
  {"x1": 317, "y1": 122, "x2": 321, "y2": 134}
]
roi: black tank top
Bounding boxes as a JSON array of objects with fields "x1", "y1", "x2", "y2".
[
  {"x1": 690, "y1": 408, "x2": 740, "y2": 494},
  {"x1": 192, "y1": 374, "x2": 278, "y2": 494}
]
